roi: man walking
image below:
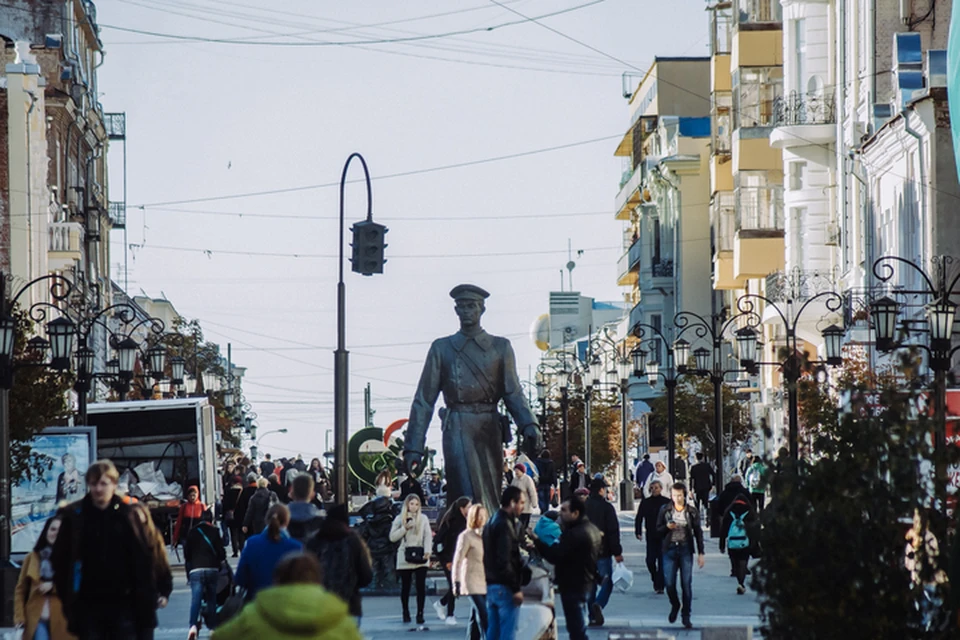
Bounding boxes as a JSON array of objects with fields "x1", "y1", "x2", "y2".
[
  {"x1": 656, "y1": 482, "x2": 706, "y2": 630},
  {"x1": 634, "y1": 480, "x2": 671, "y2": 594},
  {"x1": 584, "y1": 477, "x2": 622, "y2": 627},
  {"x1": 534, "y1": 449, "x2": 556, "y2": 513},
  {"x1": 52, "y1": 460, "x2": 158, "y2": 638},
  {"x1": 634, "y1": 454, "x2": 654, "y2": 490},
  {"x1": 483, "y1": 486, "x2": 526, "y2": 640},
  {"x1": 533, "y1": 497, "x2": 601, "y2": 640},
  {"x1": 287, "y1": 474, "x2": 325, "y2": 544},
  {"x1": 689, "y1": 452, "x2": 715, "y2": 517},
  {"x1": 259, "y1": 453, "x2": 276, "y2": 478},
  {"x1": 184, "y1": 509, "x2": 226, "y2": 635}
]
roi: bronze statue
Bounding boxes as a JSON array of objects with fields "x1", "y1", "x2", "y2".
[{"x1": 405, "y1": 284, "x2": 541, "y2": 514}]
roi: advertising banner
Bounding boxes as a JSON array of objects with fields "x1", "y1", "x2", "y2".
[{"x1": 12, "y1": 427, "x2": 97, "y2": 554}]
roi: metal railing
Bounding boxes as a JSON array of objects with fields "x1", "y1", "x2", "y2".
[
  {"x1": 737, "y1": 0, "x2": 782, "y2": 23},
  {"x1": 772, "y1": 91, "x2": 836, "y2": 127},
  {"x1": 49, "y1": 222, "x2": 82, "y2": 252},
  {"x1": 735, "y1": 187, "x2": 783, "y2": 231},
  {"x1": 765, "y1": 267, "x2": 838, "y2": 302},
  {"x1": 652, "y1": 260, "x2": 674, "y2": 278},
  {"x1": 108, "y1": 201, "x2": 126, "y2": 229}
]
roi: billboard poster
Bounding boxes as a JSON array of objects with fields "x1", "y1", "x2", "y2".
[{"x1": 11, "y1": 427, "x2": 97, "y2": 554}]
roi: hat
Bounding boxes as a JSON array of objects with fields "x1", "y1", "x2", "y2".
[
  {"x1": 515, "y1": 463, "x2": 527, "y2": 472},
  {"x1": 328, "y1": 503, "x2": 350, "y2": 526},
  {"x1": 450, "y1": 284, "x2": 490, "y2": 301},
  {"x1": 576, "y1": 461, "x2": 585, "y2": 468}
]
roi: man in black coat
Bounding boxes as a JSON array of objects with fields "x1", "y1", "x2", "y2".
[
  {"x1": 184, "y1": 509, "x2": 227, "y2": 631},
  {"x1": 689, "y1": 452, "x2": 715, "y2": 516},
  {"x1": 634, "y1": 479, "x2": 672, "y2": 594},
  {"x1": 534, "y1": 496, "x2": 601, "y2": 640},
  {"x1": 52, "y1": 460, "x2": 158, "y2": 638},
  {"x1": 584, "y1": 477, "x2": 623, "y2": 627},
  {"x1": 534, "y1": 449, "x2": 557, "y2": 513},
  {"x1": 483, "y1": 486, "x2": 526, "y2": 640}
]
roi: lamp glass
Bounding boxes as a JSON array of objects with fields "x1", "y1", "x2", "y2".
[
  {"x1": 673, "y1": 339, "x2": 691, "y2": 368},
  {"x1": 75, "y1": 346, "x2": 95, "y2": 375},
  {"x1": 46, "y1": 316, "x2": 75, "y2": 368},
  {"x1": 535, "y1": 379, "x2": 547, "y2": 401},
  {"x1": 0, "y1": 316, "x2": 15, "y2": 360},
  {"x1": 26, "y1": 336, "x2": 49, "y2": 361},
  {"x1": 106, "y1": 358, "x2": 119, "y2": 376},
  {"x1": 632, "y1": 348, "x2": 647, "y2": 376},
  {"x1": 646, "y1": 360, "x2": 660, "y2": 385},
  {"x1": 926, "y1": 298, "x2": 957, "y2": 343},
  {"x1": 870, "y1": 296, "x2": 899, "y2": 343},
  {"x1": 822, "y1": 324, "x2": 845, "y2": 364},
  {"x1": 147, "y1": 345, "x2": 167, "y2": 379},
  {"x1": 589, "y1": 357, "x2": 603, "y2": 386},
  {"x1": 694, "y1": 346, "x2": 711, "y2": 372},
  {"x1": 117, "y1": 337, "x2": 138, "y2": 377},
  {"x1": 170, "y1": 356, "x2": 186, "y2": 384},
  {"x1": 736, "y1": 327, "x2": 758, "y2": 364},
  {"x1": 224, "y1": 389, "x2": 234, "y2": 409}
]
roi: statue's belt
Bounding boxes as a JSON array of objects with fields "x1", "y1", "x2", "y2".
[{"x1": 446, "y1": 402, "x2": 498, "y2": 414}]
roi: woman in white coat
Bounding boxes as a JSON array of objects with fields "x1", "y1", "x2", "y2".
[
  {"x1": 390, "y1": 494, "x2": 433, "y2": 624},
  {"x1": 452, "y1": 504, "x2": 489, "y2": 640}
]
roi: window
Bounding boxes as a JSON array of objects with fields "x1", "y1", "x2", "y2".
[
  {"x1": 794, "y1": 19, "x2": 807, "y2": 94},
  {"x1": 711, "y1": 4, "x2": 733, "y2": 54},
  {"x1": 650, "y1": 314, "x2": 663, "y2": 365},
  {"x1": 736, "y1": 0, "x2": 783, "y2": 24},
  {"x1": 733, "y1": 67, "x2": 783, "y2": 128},
  {"x1": 712, "y1": 92, "x2": 732, "y2": 155},
  {"x1": 789, "y1": 207, "x2": 806, "y2": 266},
  {"x1": 652, "y1": 217, "x2": 662, "y2": 265},
  {"x1": 789, "y1": 161, "x2": 806, "y2": 191},
  {"x1": 735, "y1": 171, "x2": 784, "y2": 230}
]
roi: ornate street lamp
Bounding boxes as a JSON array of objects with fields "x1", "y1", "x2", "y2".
[
  {"x1": 116, "y1": 337, "x2": 139, "y2": 381},
  {"x1": 46, "y1": 316, "x2": 75, "y2": 370},
  {"x1": 170, "y1": 356, "x2": 186, "y2": 386},
  {"x1": 927, "y1": 297, "x2": 957, "y2": 351},
  {"x1": 146, "y1": 344, "x2": 167, "y2": 380},
  {"x1": 632, "y1": 347, "x2": 647, "y2": 377},
  {"x1": 694, "y1": 346, "x2": 711, "y2": 373},
  {"x1": 0, "y1": 316, "x2": 14, "y2": 365},
  {"x1": 870, "y1": 296, "x2": 900, "y2": 352},
  {"x1": 735, "y1": 327, "x2": 758, "y2": 367},
  {"x1": 822, "y1": 324, "x2": 845, "y2": 366},
  {"x1": 673, "y1": 338, "x2": 691, "y2": 370}
]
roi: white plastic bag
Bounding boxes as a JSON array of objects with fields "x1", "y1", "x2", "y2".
[{"x1": 612, "y1": 561, "x2": 634, "y2": 592}]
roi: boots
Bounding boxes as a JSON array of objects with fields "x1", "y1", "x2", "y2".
[
  {"x1": 416, "y1": 609, "x2": 425, "y2": 625},
  {"x1": 402, "y1": 604, "x2": 411, "y2": 624}
]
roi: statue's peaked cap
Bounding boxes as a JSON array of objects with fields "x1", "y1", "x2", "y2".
[{"x1": 450, "y1": 284, "x2": 490, "y2": 301}]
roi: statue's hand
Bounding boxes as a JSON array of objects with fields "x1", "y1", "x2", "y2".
[
  {"x1": 403, "y1": 450, "x2": 424, "y2": 478},
  {"x1": 520, "y1": 424, "x2": 542, "y2": 457}
]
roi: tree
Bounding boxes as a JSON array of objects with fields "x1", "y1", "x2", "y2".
[
  {"x1": 541, "y1": 386, "x2": 622, "y2": 473},
  {"x1": 648, "y1": 375, "x2": 752, "y2": 460},
  {"x1": 753, "y1": 353, "x2": 952, "y2": 638},
  {"x1": 9, "y1": 308, "x2": 74, "y2": 483}
]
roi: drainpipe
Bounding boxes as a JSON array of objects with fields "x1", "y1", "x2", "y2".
[
  {"x1": 24, "y1": 90, "x2": 38, "y2": 281},
  {"x1": 837, "y1": 0, "x2": 847, "y2": 279},
  {"x1": 901, "y1": 109, "x2": 926, "y2": 264}
]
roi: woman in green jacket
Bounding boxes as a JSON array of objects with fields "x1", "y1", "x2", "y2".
[{"x1": 211, "y1": 552, "x2": 361, "y2": 640}]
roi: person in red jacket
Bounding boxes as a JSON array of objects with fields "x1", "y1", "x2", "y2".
[{"x1": 174, "y1": 486, "x2": 207, "y2": 549}]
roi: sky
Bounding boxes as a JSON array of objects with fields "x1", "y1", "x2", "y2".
[{"x1": 95, "y1": 0, "x2": 710, "y2": 463}]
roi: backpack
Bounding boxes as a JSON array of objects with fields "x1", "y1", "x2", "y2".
[{"x1": 727, "y1": 511, "x2": 749, "y2": 550}]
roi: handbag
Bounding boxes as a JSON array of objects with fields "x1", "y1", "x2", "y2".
[
  {"x1": 404, "y1": 546, "x2": 426, "y2": 564},
  {"x1": 219, "y1": 587, "x2": 246, "y2": 624}
]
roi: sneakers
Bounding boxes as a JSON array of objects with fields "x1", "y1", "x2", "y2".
[
  {"x1": 589, "y1": 603, "x2": 604, "y2": 627},
  {"x1": 668, "y1": 603, "x2": 680, "y2": 624},
  {"x1": 433, "y1": 600, "x2": 447, "y2": 622},
  {"x1": 445, "y1": 616, "x2": 458, "y2": 626},
  {"x1": 737, "y1": 585, "x2": 746, "y2": 595},
  {"x1": 187, "y1": 626, "x2": 198, "y2": 640}
]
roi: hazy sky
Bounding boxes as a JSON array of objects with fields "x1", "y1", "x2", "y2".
[{"x1": 96, "y1": 0, "x2": 709, "y2": 462}]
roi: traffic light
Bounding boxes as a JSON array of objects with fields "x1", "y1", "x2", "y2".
[{"x1": 350, "y1": 219, "x2": 388, "y2": 275}]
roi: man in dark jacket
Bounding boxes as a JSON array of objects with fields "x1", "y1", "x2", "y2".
[
  {"x1": 287, "y1": 474, "x2": 325, "y2": 544},
  {"x1": 399, "y1": 473, "x2": 426, "y2": 502},
  {"x1": 222, "y1": 475, "x2": 244, "y2": 557},
  {"x1": 656, "y1": 482, "x2": 706, "y2": 630},
  {"x1": 358, "y1": 495, "x2": 398, "y2": 589},
  {"x1": 259, "y1": 453, "x2": 276, "y2": 478},
  {"x1": 184, "y1": 509, "x2": 227, "y2": 631},
  {"x1": 689, "y1": 452, "x2": 715, "y2": 516},
  {"x1": 534, "y1": 449, "x2": 557, "y2": 513},
  {"x1": 634, "y1": 479, "x2": 672, "y2": 594},
  {"x1": 483, "y1": 486, "x2": 526, "y2": 640},
  {"x1": 52, "y1": 460, "x2": 157, "y2": 638},
  {"x1": 307, "y1": 504, "x2": 373, "y2": 619},
  {"x1": 242, "y1": 478, "x2": 277, "y2": 536},
  {"x1": 534, "y1": 496, "x2": 601, "y2": 640},
  {"x1": 584, "y1": 477, "x2": 623, "y2": 626},
  {"x1": 634, "y1": 454, "x2": 654, "y2": 488},
  {"x1": 234, "y1": 473, "x2": 258, "y2": 548}
]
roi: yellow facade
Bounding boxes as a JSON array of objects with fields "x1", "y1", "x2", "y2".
[
  {"x1": 710, "y1": 155, "x2": 734, "y2": 193},
  {"x1": 712, "y1": 54, "x2": 732, "y2": 92},
  {"x1": 733, "y1": 136, "x2": 783, "y2": 172},
  {"x1": 713, "y1": 250, "x2": 741, "y2": 289},
  {"x1": 733, "y1": 234, "x2": 785, "y2": 279},
  {"x1": 731, "y1": 29, "x2": 783, "y2": 68}
]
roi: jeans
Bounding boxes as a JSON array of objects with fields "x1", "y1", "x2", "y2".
[
  {"x1": 560, "y1": 590, "x2": 589, "y2": 640},
  {"x1": 399, "y1": 567, "x2": 427, "y2": 616},
  {"x1": 486, "y1": 583, "x2": 520, "y2": 640},
  {"x1": 220, "y1": 518, "x2": 231, "y2": 548},
  {"x1": 729, "y1": 548, "x2": 750, "y2": 587},
  {"x1": 645, "y1": 536, "x2": 665, "y2": 591},
  {"x1": 588, "y1": 556, "x2": 613, "y2": 610},
  {"x1": 34, "y1": 621, "x2": 51, "y2": 640},
  {"x1": 189, "y1": 568, "x2": 220, "y2": 629},
  {"x1": 469, "y1": 594, "x2": 488, "y2": 640},
  {"x1": 663, "y1": 544, "x2": 694, "y2": 622},
  {"x1": 537, "y1": 485, "x2": 552, "y2": 513}
]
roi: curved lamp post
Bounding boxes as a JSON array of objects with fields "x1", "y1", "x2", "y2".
[
  {"x1": 735, "y1": 289, "x2": 845, "y2": 460},
  {"x1": 334, "y1": 153, "x2": 388, "y2": 503}
]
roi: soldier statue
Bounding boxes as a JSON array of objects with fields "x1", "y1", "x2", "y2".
[{"x1": 404, "y1": 284, "x2": 542, "y2": 515}]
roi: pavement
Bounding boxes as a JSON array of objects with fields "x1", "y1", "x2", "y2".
[{"x1": 151, "y1": 512, "x2": 761, "y2": 639}]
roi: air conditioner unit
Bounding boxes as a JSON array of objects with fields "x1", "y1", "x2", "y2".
[{"x1": 825, "y1": 222, "x2": 841, "y2": 246}]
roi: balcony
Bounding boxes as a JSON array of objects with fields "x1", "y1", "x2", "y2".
[
  {"x1": 108, "y1": 201, "x2": 126, "y2": 228},
  {"x1": 765, "y1": 268, "x2": 837, "y2": 303},
  {"x1": 616, "y1": 237, "x2": 642, "y2": 286},
  {"x1": 48, "y1": 221, "x2": 84, "y2": 269},
  {"x1": 770, "y1": 91, "x2": 837, "y2": 149},
  {"x1": 614, "y1": 164, "x2": 643, "y2": 220},
  {"x1": 734, "y1": 198, "x2": 783, "y2": 280}
]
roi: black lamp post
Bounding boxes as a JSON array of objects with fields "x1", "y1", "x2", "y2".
[
  {"x1": 870, "y1": 255, "x2": 960, "y2": 502},
  {"x1": 734, "y1": 288, "x2": 845, "y2": 460},
  {"x1": 334, "y1": 153, "x2": 388, "y2": 504}
]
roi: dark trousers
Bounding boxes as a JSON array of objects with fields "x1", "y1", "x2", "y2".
[
  {"x1": 645, "y1": 535, "x2": 665, "y2": 591},
  {"x1": 752, "y1": 492, "x2": 765, "y2": 514},
  {"x1": 469, "y1": 594, "x2": 488, "y2": 640},
  {"x1": 559, "y1": 590, "x2": 588, "y2": 640},
  {"x1": 439, "y1": 565, "x2": 456, "y2": 616},
  {"x1": 399, "y1": 567, "x2": 428, "y2": 616},
  {"x1": 229, "y1": 521, "x2": 244, "y2": 554},
  {"x1": 663, "y1": 543, "x2": 694, "y2": 622},
  {"x1": 730, "y1": 548, "x2": 750, "y2": 587},
  {"x1": 79, "y1": 611, "x2": 139, "y2": 640},
  {"x1": 537, "y1": 485, "x2": 552, "y2": 513},
  {"x1": 693, "y1": 488, "x2": 710, "y2": 516}
]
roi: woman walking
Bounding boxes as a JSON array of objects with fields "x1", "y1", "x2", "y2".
[
  {"x1": 432, "y1": 497, "x2": 471, "y2": 625},
  {"x1": 15, "y1": 516, "x2": 74, "y2": 640},
  {"x1": 222, "y1": 476, "x2": 243, "y2": 557},
  {"x1": 452, "y1": 504, "x2": 489, "y2": 640},
  {"x1": 719, "y1": 495, "x2": 757, "y2": 595},
  {"x1": 235, "y1": 504, "x2": 302, "y2": 600},
  {"x1": 243, "y1": 477, "x2": 278, "y2": 538},
  {"x1": 390, "y1": 494, "x2": 433, "y2": 624},
  {"x1": 656, "y1": 482, "x2": 705, "y2": 630},
  {"x1": 211, "y1": 552, "x2": 361, "y2": 640}
]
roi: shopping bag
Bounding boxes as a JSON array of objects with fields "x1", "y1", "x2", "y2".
[{"x1": 612, "y1": 561, "x2": 634, "y2": 592}]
